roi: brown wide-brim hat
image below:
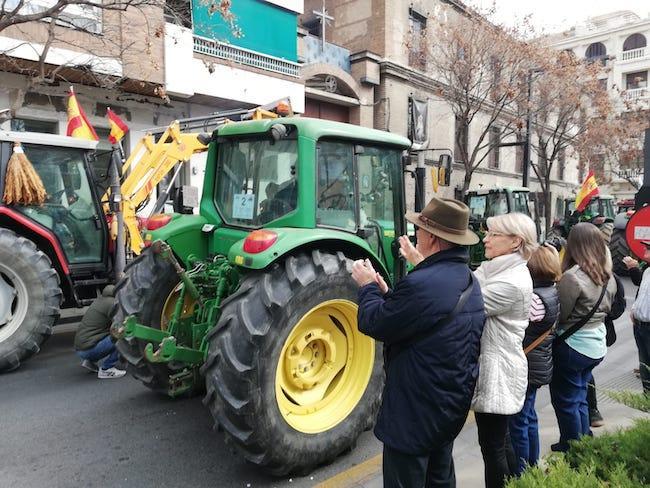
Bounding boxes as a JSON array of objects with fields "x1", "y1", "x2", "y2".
[{"x1": 405, "y1": 196, "x2": 479, "y2": 246}]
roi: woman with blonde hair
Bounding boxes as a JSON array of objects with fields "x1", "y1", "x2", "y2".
[
  {"x1": 550, "y1": 222, "x2": 616, "y2": 452},
  {"x1": 471, "y1": 212, "x2": 537, "y2": 488},
  {"x1": 509, "y1": 244, "x2": 562, "y2": 475}
]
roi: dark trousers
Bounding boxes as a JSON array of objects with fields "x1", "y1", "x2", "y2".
[
  {"x1": 475, "y1": 412, "x2": 512, "y2": 488},
  {"x1": 634, "y1": 321, "x2": 650, "y2": 393},
  {"x1": 382, "y1": 443, "x2": 455, "y2": 488},
  {"x1": 550, "y1": 340, "x2": 602, "y2": 451},
  {"x1": 508, "y1": 385, "x2": 540, "y2": 476},
  {"x1": 587, "y1": 374, "x2": 598, "y2": 414}
]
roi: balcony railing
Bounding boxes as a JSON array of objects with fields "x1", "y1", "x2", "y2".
[
  {"x1": 621, "y1": 47, "x2": 647, "y2": 61},
  {"x1": 302, "y1": 35, "x2": 351, "y2": 73},
  {"x1": 193, "y1": 36, "x2": 300, "y2": 78},
  {"x1": 624, "y1": 87, "x2": 648, "y2": 100}
]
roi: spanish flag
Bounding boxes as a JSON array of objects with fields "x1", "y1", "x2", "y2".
[
  {"x1": 66, "y1": 88, "x2": 98, "y2": 141},
  {"x1": 575, "y1": 170, "x2": 599, "y2": 212},
  {"x1": 107, "y1": 108, "x2": 129, "y2": 144}
]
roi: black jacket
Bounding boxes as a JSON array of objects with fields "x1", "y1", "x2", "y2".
[
  {"x1": 357, "y1": 247, "x2": 485, "y2": 455},
  {"x1": 523, "y1": 282, "x2": 559, "y2": 387}
]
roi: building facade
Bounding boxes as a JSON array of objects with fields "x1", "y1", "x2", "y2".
[
  {"x1": 0, "y1": 0, "x2": 305, "y2": 192},
  {"x1": 546, "y1": 10, "x2": 650, "y2": 199},
  {"x1": 300, "y1": 0, "x2": 578, "y2": 225}
]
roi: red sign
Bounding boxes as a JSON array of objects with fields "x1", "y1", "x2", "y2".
[{"x1": 625, "y1": 205, "x2": 650, "y2": 262}]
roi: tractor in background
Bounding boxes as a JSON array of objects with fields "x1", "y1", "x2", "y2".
[{"x1": 547, "y1": 195, "x2": 616, "y2": 242}]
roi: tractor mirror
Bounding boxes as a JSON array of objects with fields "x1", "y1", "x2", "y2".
[
  {"x1": 438, "y1": 154, "x2": 452, "y2": 186},
  {"x1": 270, "y1": 124, "x2": 288, "y2": 142}
]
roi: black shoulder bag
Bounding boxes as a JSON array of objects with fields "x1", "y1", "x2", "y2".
[
  {"x1": 556, "y1": 284, "x2": 607, "y2": 342},
  {"x1": 386, "y1": 273, "x2": 475, "y2": 363}
]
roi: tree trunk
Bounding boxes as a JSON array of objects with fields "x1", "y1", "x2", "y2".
[
  {"x1": 544, "y1": 183, "x2": 553, "y2": 237},
  {"x1": 462, "y1": 167, "x2": 472, "y2": 194}
]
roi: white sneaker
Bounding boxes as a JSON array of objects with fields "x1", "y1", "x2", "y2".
[{"x1": 97, "y1": 367, "x2": 127, "y2": 379}]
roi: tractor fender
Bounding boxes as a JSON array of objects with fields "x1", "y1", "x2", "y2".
[
  {"x1": 142, "y1": 213, "x2": 210, "y2": 264},
  {"x1": 613, "y1": 213, "x2": 629, "y2": 230},
  {"x1": 228, "y1": 227, "x2": 391, "y2": 284}
]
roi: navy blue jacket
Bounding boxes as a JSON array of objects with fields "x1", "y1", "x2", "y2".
[{"x1": 357, "y1": 247, "x2": 485, "y2": 455}]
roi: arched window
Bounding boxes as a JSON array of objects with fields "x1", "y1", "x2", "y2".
[
  {"x1": 623, "y1": 33, "x2": 647, "y2": 51},
  {"x1": 585, "y1": 42, "x2": 607, "y2": 60}
]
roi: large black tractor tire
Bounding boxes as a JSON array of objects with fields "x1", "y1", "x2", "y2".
[
  {"x1": 610, "y1": 229, "x2": 630, "y2": 277},
  {"x1": 113, "y1": 246, "x2": 196, "y2": 394},
  {"x1": 201, "y1": 251, "x2": 384, "y2": 476},
  {"x1": 0, "y1": 229, "x2": 61, "y2": 372},
  {"x1": 599, "y1": 222, "x2": 614, "y2": 243},
  {"x1": 545, "y1": 226, "x2": 565, "y2": 242}
]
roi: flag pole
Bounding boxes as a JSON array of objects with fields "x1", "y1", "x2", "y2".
[{"x1": 107, "y1": 106, "x2": 127, "y2": 280}]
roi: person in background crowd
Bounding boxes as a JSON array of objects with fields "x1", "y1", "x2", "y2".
[
  {"x1": 74, "y1": 285, "x2": 126, "y2": 379},
  {"x1": 623, "y1": 240, "x2": 650, "y2": 394},
  {"x1": 352, "y1": 197, "x2": 485, "y2": 488},
  {"x1": 509, "y1": 243, "x2": 561, "y2": 476},
  {"x1": 550, "y1": 223, "x2": 616, "y2": 452},
  {"x1": 471, "y1": 213, "x2": 537, "y2": 488}
]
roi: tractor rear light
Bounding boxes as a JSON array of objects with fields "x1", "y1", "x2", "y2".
[
  {"x1": 243, "y1": 230, "x2": 278, "y2": 254},
  {"x1": 146, "y1": 214, "x2": 172, "y2": 231}
]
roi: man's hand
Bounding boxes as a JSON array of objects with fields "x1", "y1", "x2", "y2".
[
  {"x1": 375, "y1": 272, "x2": 389, "y2": 294},
  {"x1": 398, "y1": 235, "x2": 424, "y2": 266},
  {"x1": 623, "y1": 256, "x2": 639, "y2": 270},
  {"x1": 352, "y1": 259, "x2": 379, "y2": 288}
]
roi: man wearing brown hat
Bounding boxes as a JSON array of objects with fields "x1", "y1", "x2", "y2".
[{"x1": 352, "y1": 197, "x2": 485, "y2": 488}]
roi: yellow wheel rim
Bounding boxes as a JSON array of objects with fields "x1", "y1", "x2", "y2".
[
  {"x1": 275, "y1": 299, "x2": 375, "y2": 434},
  {"x1": 160, "y1": 283, "x2": 196, "y2": 331}
]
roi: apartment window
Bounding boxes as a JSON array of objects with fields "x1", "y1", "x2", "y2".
[
  {"x1": 10, "y1": 118, "x2": 58, "y2": 134},
  {"x1": 515, "y1": 133, "x2": 524, "y2": 173},
  {"x1": 488, "y1": 126, "x2": 500, "y2": 169},
  {"x1": 585, "y1": 42, "x2": 607, "y2": 64},
  {"x1": 408, "y1": 8, "x2": 427, "y2": 70},
  {"x1": 623, "y1": 33, "x2": 647, "y2": 51},
  {"x1": 626, "y1": 71, "x2": 647, "y2": 90},
  {"x1": 557, "y1": 148, "x2": 566, "y2": 181},
  {"x1": 454, "y1": 115, "x2": 468, "y2": 163}
]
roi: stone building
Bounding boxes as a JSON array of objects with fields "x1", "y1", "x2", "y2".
[
  {"x1": 300, "y1": 0, "x2": 579, "y2": 224},
  {"x1": 546, "y1": 10, "x2": 650, "y2": 200}
]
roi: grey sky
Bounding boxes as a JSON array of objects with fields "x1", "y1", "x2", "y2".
[{"x1": 466, "y1": 0, "x2": 650, "y2": 34}]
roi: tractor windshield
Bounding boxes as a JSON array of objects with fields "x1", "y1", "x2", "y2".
[
  {"x1": 511, "y1": 192, "x2": 531, "y2": 216},
  {"x1": 215, "y1": 137, "x2": 298, "y2": 227}
]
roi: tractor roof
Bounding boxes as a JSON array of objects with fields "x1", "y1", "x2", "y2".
[
  {"x1": 466, "y1": 186, "x2": 529, "y2": 195},
  {"x1": 217, "y1": 117, "x2": 412, "y2": 149},
  {"x1": 0, "y1": 130, "x2": 98, "y2": 150}
]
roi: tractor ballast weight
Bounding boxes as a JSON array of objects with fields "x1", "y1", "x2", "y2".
[{"x1": 112, "y1": 117, "x2": 412, "y2": 474}]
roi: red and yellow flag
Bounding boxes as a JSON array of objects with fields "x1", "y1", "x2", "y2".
[
  {"x1": 66, "y1": 89, "x2": 98, "y2": 141},
  {"x1": 107, "y1": 108, "x2": 129, "y2": 144},
  {"x1": 575, "y1": 170, "x2": 599, "y2": 212}
]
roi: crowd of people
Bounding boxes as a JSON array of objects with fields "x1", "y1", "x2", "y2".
[{"x1": 352, "y1": 195, "x2": 648, "y2": 488}]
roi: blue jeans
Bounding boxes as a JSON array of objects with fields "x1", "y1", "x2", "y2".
[
  {"x1": 634, "y1": 322, "x2": 650, "y2": 393},
  {"x1": 550, "y1": 340, "x2": 603, "y2": 451},
  {"x1": 509, "y1": 385, "x2": 539, "y2": 476},
  {"x1": 76, "y1": 335, "x2": 118, "y2": 370}
]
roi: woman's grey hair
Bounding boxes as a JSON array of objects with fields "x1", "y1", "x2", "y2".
[{"x1": 486, "y1": 213, "x2": 539, "y2": 260}]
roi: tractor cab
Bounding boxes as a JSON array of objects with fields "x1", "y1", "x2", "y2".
[{"x1": 0, "y1": 131, "x2": 110, "y2": 305}]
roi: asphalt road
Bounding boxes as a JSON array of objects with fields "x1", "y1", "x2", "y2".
[
  {"x1": 0, "y1": 276, "x2": 644, "y2": 488},
  {"x1": 0, "y1": 326, "x2": 381, "y2": 488}
]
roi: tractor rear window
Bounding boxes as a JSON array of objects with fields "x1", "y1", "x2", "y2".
[{"x1": 214, "y1": 137, "x2": 298, "y2": 227}]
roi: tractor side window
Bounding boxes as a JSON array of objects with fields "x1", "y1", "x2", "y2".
[
  {"x1": 15, "y1": 144, "x2": 103, "y2": 264},
  {"x1": 486, "y1": 192, "x2": 508, "y2": 217},
  {"x1": 215, "y1": 138, "x2": 297, "y2": 227},
  {"x1": 357, "y1": 148, "x2": 395, "y2": 224},
  {"x1": 512, "y1": 192, "x2": 530, "y2": 215},
  {"x1": 317, "y1": 141, "x2": 355, "y2": 231}
]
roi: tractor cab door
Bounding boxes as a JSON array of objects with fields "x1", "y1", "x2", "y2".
[
  {"x1": 13, "y1": 143, "x2": 106, "y2": 266},
  {"x1": 316, "y1": 140, "x2": 405, "y2": 284}
]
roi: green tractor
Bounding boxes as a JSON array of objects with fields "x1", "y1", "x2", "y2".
[
  {"x1": 464, "y1": 187, "x2": 532, "y2": 267},
  {"x1": 112, "y1": 118, "x2": 411, "y2": 474},
  {"x1": 548, "y1": 196, "x2": 616, "y2": 242}
]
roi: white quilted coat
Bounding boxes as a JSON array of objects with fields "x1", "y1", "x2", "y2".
[{"x1": 471, "y1": 253, "x2": 533, "y2": 415}]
